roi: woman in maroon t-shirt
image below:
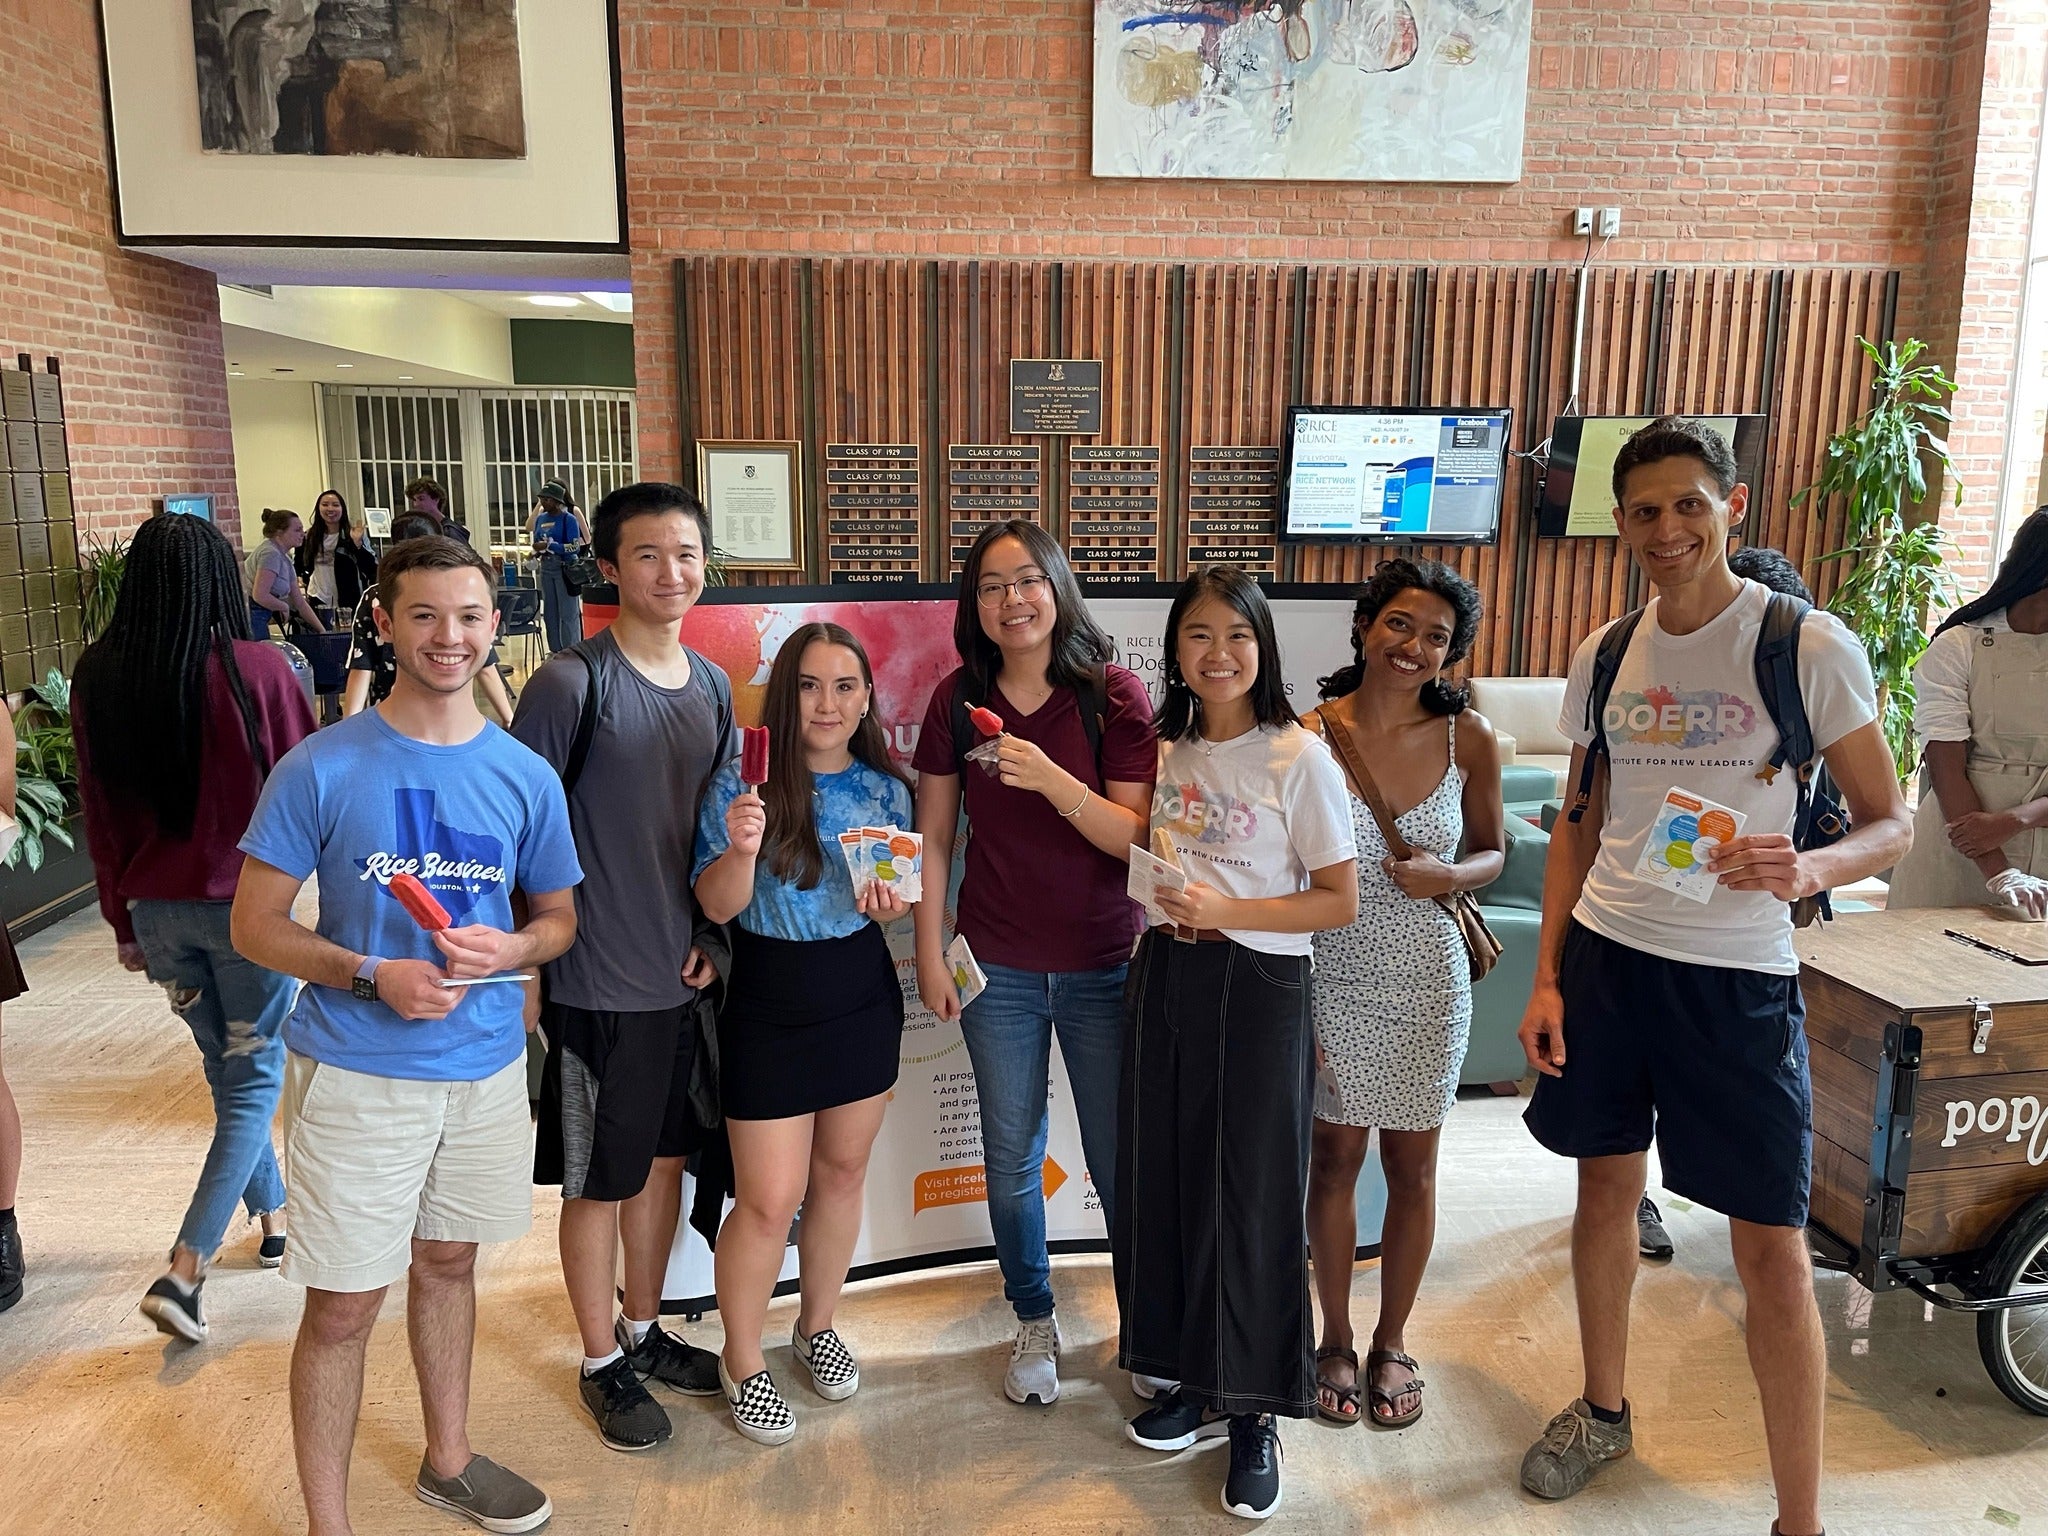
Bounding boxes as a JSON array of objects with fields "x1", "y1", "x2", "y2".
[{"x1": 912, "y1": 520, "x2": 1157, "y2": 1408}]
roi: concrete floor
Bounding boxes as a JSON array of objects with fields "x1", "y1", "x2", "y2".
[{"x1": 0, "y1": 906, "x2": 2043, "y2": 1534}]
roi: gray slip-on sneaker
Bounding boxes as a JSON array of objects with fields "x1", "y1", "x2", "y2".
[
  {"x1": 1519, "y1": 1398, "x2": 1632, "y2": 1500},
  {"x1": 415, "y1": 1453, "x2": 553, "y2": 1533}
]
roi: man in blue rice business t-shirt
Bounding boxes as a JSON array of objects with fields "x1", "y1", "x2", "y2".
[{"x1": 234, "y1": 536, "x2": 583, "y2": 1536}]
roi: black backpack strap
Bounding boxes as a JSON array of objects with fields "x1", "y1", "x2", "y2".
[
  {"x1": 1566, "y1": 607, "x2": 1647, "y2": 825},
  {"x1": 560, "y1": 642, "x2": 604, "y2": 797},
  {"x1": 1752, "y1": 592, "x2": 1816, "y2": 840}
]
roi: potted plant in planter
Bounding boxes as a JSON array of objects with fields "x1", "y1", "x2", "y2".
[
  {"x1": 80, "y1": 533, "x2": 129, "y2": 640},
  {"x1": 1793, "y1": 336, "x2": 1962, "y2": 782},
  {"x1": 2, "y1": 669, "x2": 94, "y2": 935}
]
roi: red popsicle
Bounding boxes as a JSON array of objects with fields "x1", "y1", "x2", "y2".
[
  {"x1": 740, "y1": 725, "x2": 771, "y2": 786},
  {"x1": 968, "y1": 706, "x2": 1005, "y2": 738},
  {"x1": 388, "y1": 872, "x2": 451, "y2": 932}
]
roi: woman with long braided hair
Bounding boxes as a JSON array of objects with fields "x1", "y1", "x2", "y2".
[{"x1": 71, "y1": 513, "x2": 317, "y2": 1344}]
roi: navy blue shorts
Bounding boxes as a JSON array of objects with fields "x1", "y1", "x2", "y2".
[{"x1": 1523, "y1": 921, "x2": 1812, "y2": 1229}]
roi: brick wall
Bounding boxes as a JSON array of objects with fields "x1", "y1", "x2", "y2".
[
  {"x1": 0, "y1": 0, "x2": 237, "y2": 544},
  {"x1": 1937, "y1": 1, "x2": 2048, "y2": 588},
  {"x1": 620, "y1": 1, "x2": 1973, "y2": 483}
]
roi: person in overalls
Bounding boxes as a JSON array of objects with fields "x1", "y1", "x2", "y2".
[{"x1": 1890, "y1": 508, "x2": 2048, "y2": 920}]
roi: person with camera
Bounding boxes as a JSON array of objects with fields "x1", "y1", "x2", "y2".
[{"x1": 528, "y1": 479, "x2": 592, "y2": 655}]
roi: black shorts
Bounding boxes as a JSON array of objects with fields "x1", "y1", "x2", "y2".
[
  {"x1": 1523, "y1": 921, "x2": 1812, "y2": 1229},
  {"x1": 534, "y1": 1001, "x2": 693, "y2": 1203}
]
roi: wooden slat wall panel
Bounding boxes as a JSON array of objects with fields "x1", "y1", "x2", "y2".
[
  {"x1": 818, "y1": 259, "x2": 925, "y2": 580},
  {"x1": 1064, "y1": 263, "x2": 1172, "y2": 581},
  {"x1": 680, "y1": 257, "x2": 1896, "y2": 673},
  {"x1": 1180, "y1": 263, "x2": 1293, "y2": 580},
  {"x1": 681, "y1": 255, "x2": 809, "y2": 585}
]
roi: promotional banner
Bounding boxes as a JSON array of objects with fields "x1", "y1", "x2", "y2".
[{"x1": 656, "y1": 587, "x2": 1384, "y2": 1310}]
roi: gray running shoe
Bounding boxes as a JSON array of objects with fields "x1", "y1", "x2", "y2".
[
  {"x1": 1637, "y1": 1195, "x2": 1674, "y2": 1260},
  {"x1": 1519, "y1": 1398, "x2": 1632, "y2": 1500},
  {"x1": 1004, "y1": 1314, "x2": 1062, "y2": 1406},
  {"x1": 415, "y1": 1453, "x2": 553, "y2": 1533}
]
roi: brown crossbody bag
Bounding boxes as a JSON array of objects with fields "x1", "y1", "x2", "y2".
[{"x1": 1318, "y1": 710, "x2": 1503, "y2": 984}]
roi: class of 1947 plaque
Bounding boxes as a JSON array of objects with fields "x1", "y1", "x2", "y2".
[{"x1": 1009, "y1": 360, "x2": 1103, "y2": 436}]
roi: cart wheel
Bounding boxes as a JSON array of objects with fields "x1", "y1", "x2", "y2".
[{"x1": 1977, "y1": 1196, "x2": 2048, "y2": 1416}]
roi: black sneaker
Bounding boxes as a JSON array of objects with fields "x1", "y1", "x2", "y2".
[
  {"x1": 0, "y1": 1217, "x2": 21, "y2": 1312},
  {"x1": 1126, "y1": 1386, "x2": 1230, "y2": 1451},
  {"x1": 1637, "y1": 1195, "x2": 1675, "y2": 1260},
  {"x1": 578, "y1": 1355, "x2": 673, "y2": 1452},
  {"x1": 140, "y1": 1274, "x2": 208, "y2": 1343},
  {"x1": 619, "y1": 1318, "x2": 721, "y2": 1396},
  {"x1": 257, "y1": 1233, "x2": 286, "y2": 1268},
  {"x1": 1223, "y1": 1413, "x2": 1284, "y2": 1520}
]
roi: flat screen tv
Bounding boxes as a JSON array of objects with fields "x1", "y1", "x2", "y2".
[
  {"x1": 1279, "y1": 406, "x2": 1511, "y2": 545},
  {"x1": 1538, "y1": 414, "x2": 1769, "y2": 537}
]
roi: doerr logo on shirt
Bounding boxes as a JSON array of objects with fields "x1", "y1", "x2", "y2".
[
  {"x1": 1605, "y1": 688, "x2": 1759, "y2": 750},
  {"x1": 1154, "y1": 781, "x2": 1260, "y2": 845},
  {"x1": 355, "y1": 787, "x2": 509, "y2": 924}
]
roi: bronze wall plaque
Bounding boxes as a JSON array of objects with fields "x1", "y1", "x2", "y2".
[{"x1": 1009, "y1": 360, "x2": 1103, "y2": 436}]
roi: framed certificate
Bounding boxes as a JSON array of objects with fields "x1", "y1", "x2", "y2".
[{"x1": 697, "y1": 439, "x2": 804, "y2": 571}]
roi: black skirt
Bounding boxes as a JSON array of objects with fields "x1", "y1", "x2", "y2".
[
  {"x1": 720, "y1": 922, "x2": 903, "y2": 1120},
  {"x1": 0, "y1": 920, "x2": 27, "y2": 1003}
]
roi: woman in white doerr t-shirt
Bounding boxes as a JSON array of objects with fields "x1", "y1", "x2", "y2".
[{"x1": 1111, "y1": 566, "x2": 1357, "y2": 1522}]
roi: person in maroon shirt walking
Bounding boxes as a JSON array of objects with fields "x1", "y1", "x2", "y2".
[
  {"x1": 912, "y1": 520, "x2": 1157, "y2": 1408},
  {"x1": 72, "y1": 513, "x2": 316, "y2": 1344}
]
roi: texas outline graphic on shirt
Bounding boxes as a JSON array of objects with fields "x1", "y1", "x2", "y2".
[
  {"x1": 354, "y1": 787, "x2": 509, "y2": 925},
  {"x1": 1153, "y1": 780, "x2": 1260, "y2": 844},
  {"x1": 1604, "y1": 687, "x2": 1759, "y2": 750}
]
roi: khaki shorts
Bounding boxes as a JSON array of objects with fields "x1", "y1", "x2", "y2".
[{"x1": 280, "y1": 1052, "x2": 533, "y2": 1293}]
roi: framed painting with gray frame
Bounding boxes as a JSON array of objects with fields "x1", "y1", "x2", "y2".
[{"x1": 697, "y1": 439, "x2": 805, "y2": 572}]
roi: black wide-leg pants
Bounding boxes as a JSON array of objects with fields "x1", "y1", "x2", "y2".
[{"x1": 1112, "y1": 929, "x2": 1317, "y2": 1419}]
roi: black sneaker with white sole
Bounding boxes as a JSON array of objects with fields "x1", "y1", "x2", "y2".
[
  {"x1": 619, "y1": 1319, "x2": 721, "y2": 1396},
  {"x1": 578, "y1": 1356, "x2": 672, "y2": 1452},
  {"x1": 257, "y1": 1233, "x2": 286, "y2": 1268},
  {"x1": 1223, "y1": 1413, "x2": 1284, "y2": 1520},
  {"x1": 1126, "y1": 1386, "x2": 1230, "y2": 1451},
  {"x1": 140, "y1": 1275, "x2": 207, "y2": 1343}
]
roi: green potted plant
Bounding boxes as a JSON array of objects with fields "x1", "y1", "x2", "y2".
[
  {"x1": 1792, "y1": 336, "x2": 1962, "y2": 781},
  {"x1": 6, "y1": 669, "x2": 78, "y2": 875},
  {"x1": 80, "y1": 532, "x2": 129, "y2": 640}
]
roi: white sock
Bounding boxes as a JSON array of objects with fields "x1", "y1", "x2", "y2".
[
  {"x1": 583, "y1": 1347, "x2": 623, "y2": 1376},
  {"x1": 162, "y1": 1269, "x2": 200, "y2": 1296},
  {"x1": 623, "y1": 1317, "x2": 654, "y2": 1346}
]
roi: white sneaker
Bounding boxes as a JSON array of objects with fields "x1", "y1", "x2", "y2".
[
  {"x1": 1132, "y1": 1371, "x2": 1177, "y2": 1401},
  {"x1": 1004, "y1": 1314, "x2": 1062, "y2": 1406}
]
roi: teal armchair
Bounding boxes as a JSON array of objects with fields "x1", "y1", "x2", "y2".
[{"x1": 1461, "y1": 814, "x2": 1548, "y2": 1090}]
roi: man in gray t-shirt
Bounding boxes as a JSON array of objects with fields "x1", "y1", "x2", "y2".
[{"x1": 509, "y1": 482, "x2": 736, "y2": 1452}]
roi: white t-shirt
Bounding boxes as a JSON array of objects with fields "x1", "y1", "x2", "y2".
[
  {"x1": 1912, "y1": 609, "x2": 2007, "y2": 747},
  {"x1": 1560, "y1": 579, "x2": 1877, "y2": 974},
  {"x1": 1150, "y1": 723, "x2": 1357, "y2": 957}
]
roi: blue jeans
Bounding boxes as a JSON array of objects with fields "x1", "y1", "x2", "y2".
[
  {"x1": 128, "y1": 900, "x2": 295, "y2": 1259},
  {"x1": 959, "y1": 960, "x2": 1126, "y2": 1321},
  {"x1": 539, "y1": 557, "x2": 582, "y2": 654}
]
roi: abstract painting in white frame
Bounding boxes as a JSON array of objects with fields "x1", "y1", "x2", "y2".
[{"x1": 1093, "y1": 0, "x2": 1533, "y2": 183}]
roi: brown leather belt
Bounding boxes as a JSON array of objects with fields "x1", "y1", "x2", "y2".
[{"x1": 1168, "y1": 925, "x2": 1229, "y2": 945}]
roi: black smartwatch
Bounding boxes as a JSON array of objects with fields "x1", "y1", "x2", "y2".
[{"x1": 352, "y1": 956, "x2": 385, "y2": 1002}]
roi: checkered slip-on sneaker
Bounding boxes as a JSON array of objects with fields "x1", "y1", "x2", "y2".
[
  {"x1": 792, "y1": 1323, "x2": 860, "y2": 1401},
  {"x1": 720, "y1": 1356, "x2": 796, "y2": 1446}
]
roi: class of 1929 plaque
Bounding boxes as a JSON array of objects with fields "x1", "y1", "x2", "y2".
[{"x1": 1009, "y1": 359, "x2": 1103, "y2": 436}]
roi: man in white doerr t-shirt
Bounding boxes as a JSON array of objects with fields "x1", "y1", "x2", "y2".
[{"x1": 1513, "y1": 417, "x2": 1911, "y2": 1536}]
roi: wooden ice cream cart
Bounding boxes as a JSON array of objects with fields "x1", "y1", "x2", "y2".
[{"x1": 1799, "y1": 907, "x2": 2048, "y2": 1412}]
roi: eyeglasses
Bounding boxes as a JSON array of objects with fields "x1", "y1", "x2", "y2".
[{"x1": 975, "y1": 574, "x2": 1049, "y2": 608}]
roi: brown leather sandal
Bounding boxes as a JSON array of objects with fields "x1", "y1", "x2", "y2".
[
  {"x1": 1314, "y1": 1345, "x2": 1361, "y2": 1427},
  {"x1": 1365, "y1": 1349, "x2": 1426, "y2": 1429}
]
